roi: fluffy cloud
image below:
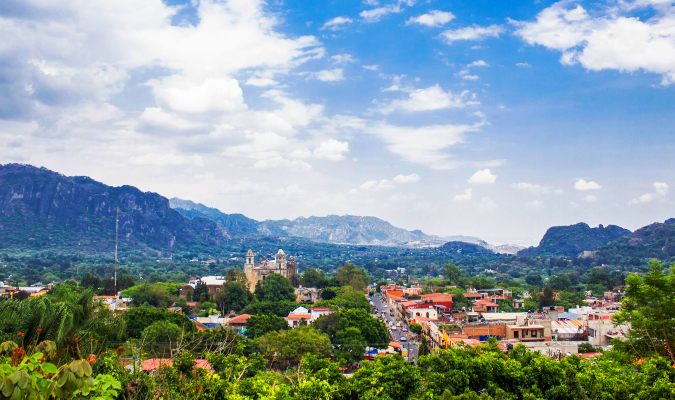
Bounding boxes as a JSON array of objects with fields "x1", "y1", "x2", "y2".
[
  {"x1": 313, "y1": 139, "x2": 350, "y2": 161},
  {"x1": 441, "y1": 24, "x2": 504, "y2": 43},
  {"x1": 514, "y1": 1, "x2": 675, "y2": 85},
  {"x1": 321, "y1": 16, "x2": 353, "y2": 31},
  {"x1": 407, "y1": 10, "x2": 455, "y2": 27},
  {"x1": 630, "y1": 181, "x2": 669, "y2": 204},
  {"x1": 512, "y1": 182, "x2": 562, "y2": 195},
  {"x1": 357, "y1": 172, "x2": 421, "y2": 192},
  {"x1": 574, "y1": 178, "x2": 601, "y2": 191},
  {"x1": 468, "y1": 169, "x2": 497, "y2": 185},
  {"x1": 468, "y1": 60, "x2": 489, "y2": 68},
  {"x1": 453, "y1": 188, "x2": 473, "y2": 202},
  {"x1": 360, "y1": 1, "x2": 415, "y2": 22},
  {"x1": 380, "y1": 85, "x2": 478, "y2": 113},
  {"x1": 314, "y1": 68, "x2": 345, "y2": 82},
  {"x1": 393, "y1": 173, "x2": 421, "y2": 183},
  {"x1": 368, "y1": 122, "x2": 480, "y2": 169}
]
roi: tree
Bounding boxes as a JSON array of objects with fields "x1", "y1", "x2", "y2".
[
  {"x1": 257, "y1": 327, "x2": 333, "y2": 369},
  {"x1": 255, "y1": 274, "x2": 296, "y2": 302},
  {"x1": 335, "y1": 263, "x2": 369, "y2": 292},
  {"x1": 122, "y1": 306, "x2": 194, "y2": 338},
  {"x1": 246, "y1": 314, "x2": 289, "y2": 338},
  {"x1": 216, "y1": 281, "x2": 252, "y2": 313},
  {"x1": 314, "y1": 286, "x2": 370, "y2": 311},
  {"x1": 192, "y1": 280, "x2": 210, "y2": 302},
  {"x1": 525, "y1": 274, "x2": 543, "y2": 287},
  {"x1": 301, "y1": 268, "x2": 329, "y2": 288},
  {"x1": 335, "y1": 327, "x2": 367, "y2": 364},
  {"x1": 443, "y1": 263, "x2": 463, "y2": 285},
  {"x1": 418, "y1": 336, "x2": 431, "y2": 356},
  {"x1": 122, "y1": 283, "x2": 173, "y2": 308},
  {"x1": 408, "y1": 323, "x2": 422, "y2": 334},
  {"x1": 349, "y1": 355, "x2": 421, "y2": 399},
  {"x1": 142, "y1": 320, "x2": 182, "y2": 357},
  {"x1": 80, "y1": 273, "x2": 101, "y2": 290},
  {"x1": 613, "y1": 260, "x2": 675, "y2": 361}
]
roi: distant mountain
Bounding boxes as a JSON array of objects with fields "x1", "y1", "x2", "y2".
[
  {"x1": 0, "y1": 164, "x2": 227, "y2": 253},
  {"x1": 170, "y1": 198, "x2": 259, "y2": 236},
  {"x1": 259, "y1": 215, "x2": 448, "y2": 246},
  {"x1": 597, "y1": 218, "x2": 675, "y2": 263},
  {"x1": 518, "y1": 222, "x2": 631, "y2": 257}
]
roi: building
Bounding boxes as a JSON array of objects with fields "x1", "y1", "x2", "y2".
[
  {"x1": 408, "y1": 306, "x2": 439, "y2": 321},
  {"x1": 244, "y1": 249, "x2": 297, "y2": 292},
  {"x1": 295, "y1": 287, "x2": 321, "y2": 303}
]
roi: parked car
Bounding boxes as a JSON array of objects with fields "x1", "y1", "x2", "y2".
[{"x1": 400, "y1": 336, "x2": 407, "y2": 341}]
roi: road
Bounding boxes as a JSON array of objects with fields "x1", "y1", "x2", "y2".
[{"x1": 370, "y1": 292, "x2": 419, "y2": 363}]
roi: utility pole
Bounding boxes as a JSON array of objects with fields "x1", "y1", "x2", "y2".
[{"x1": 114, "y1": 208, "x2": 119, "y2": 297}]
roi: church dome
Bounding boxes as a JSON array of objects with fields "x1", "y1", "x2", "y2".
[{"x1": 247, "y1": 249, "x2": 254, "y2": 257}]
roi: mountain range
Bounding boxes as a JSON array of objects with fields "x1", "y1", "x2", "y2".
[
  {"x1": 518, "y1": 223, "x2": 631, "y2": 258},
  {"x1": 0, "y1": 164, "x2": 672, "y2": 265}
]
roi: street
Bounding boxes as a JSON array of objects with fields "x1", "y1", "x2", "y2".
[{"x1": 370, "y1": 292, "x2": 419, "y2": 363}]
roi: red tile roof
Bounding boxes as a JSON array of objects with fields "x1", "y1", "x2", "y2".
[{"x1": 228, "y1": 314, "x2": 251, "y2": 324}]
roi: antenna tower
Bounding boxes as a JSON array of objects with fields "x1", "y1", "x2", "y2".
[{"x1": 114, "y1": 208, "x2": 119, "y2": 297}]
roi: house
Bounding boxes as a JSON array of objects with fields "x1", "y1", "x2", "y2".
[
  {"x1": 420, "y1": 293, "x2": 453, "y2": 310},
  {"x1": 408, "y1": 306, "x2": 438, "y2": 320},
  {"x1": 505, "y1": 324, "x2": 546, "y2": 342},
  {"x1": 193, "y1": 315, "x2": 227, "y2": 329},
  {"x1": 551, "y1": 320, "x2": 586, "y2": 341},
  {"x1": 295, "y1": 287, "x2": 321, "y2": 304},
  {"x1": 285, "y1": 306, "x2": 312, "y2": 327},
  {"x1": 472, "y1": 299, "x2": 499, "y2": 313},
  {"x1": 227, "y1": 314, "x2": 251, "y2": 334},
  {"x1": 310, "y1": 307, "x2": 333, "y2": 321},
  {"x1": 180, "y1": 276, "x2": 227, "y2": 300},
  {"x1": 512, "y1": 299, "x2": 525, "y2": 309}
]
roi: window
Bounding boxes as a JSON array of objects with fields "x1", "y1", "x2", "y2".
[
  {"x1": 514, "y1": 331, "x2": 519, "y2": 338},
  {"x1": 531, "y1": 330, "x2": 538, "y2": 338}
]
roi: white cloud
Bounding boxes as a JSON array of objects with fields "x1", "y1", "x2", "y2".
[
  {"x1": 331, "y1": 54, "x2": 357, "y2": 64},
  {"x1": 574, "y1": 178, "x2": 601, "y2": 191},
  {"x1": 321, "y1": 16, "x2": 353, "y2": 31},
  {"x1": 313, "y1": 139, "x2": 349, "y2": 161},
  {"x1": 584, "y1": 194, "x2": 598, "y2": 203},
  {"x1": 513, "y1": 1, "x2": 675, "y2": 85},
  {"x1": 357, "y1": 172, "x2": 420, "y2": 192},
  {"x1": 380, "y1": 85, "x2": 478, "y2": 113},
  {"x1": 516, "y1": 62, "x2": 531, "y2": 68},
  {"x1": 441, "y1": 24, "x2": 504, "y2": 43},
  {"x1": 458, "y1": 70, "x2": 480, "y2": 81},
  {"x1": 360, "y1": 0, "x2": 415, "y2": 22},
  {"x1": 393, "y1": 173, "x2": 421, "y2": 183},
  {"x1": 314, "y1": 68, "x2": 345, "y2": 82},
  {"x1": 630, "y1": 181, "x2": 669, "y2": 204},
  {"x1": 368, "y1": 122, "x2": 480, "y2": 169},
  {"x1": 150, "y1": 74, "x2": 246, "y2": 114},
  {"x1": 453, "y1": 188, "x2": 473, "y2": 202},
  {"x1": 654, "y1": 181, "x2": 669, "y2": 196},
  {"x1": 406, "y1": 10, "x2": 455, "y2": 27},
  {"x1": 468, "y1": 169, "x2": 497, "y2": 185},
  {"x1": 468, "y1": 60, "x2": 489, "y2": 68},
  {"x1": 512, "y1": 182, "x2": 561, "y2": 195}
]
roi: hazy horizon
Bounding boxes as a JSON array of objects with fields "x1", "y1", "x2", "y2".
[{"x1": 1, "y1": 0, "x2": 673, "y2": 245}]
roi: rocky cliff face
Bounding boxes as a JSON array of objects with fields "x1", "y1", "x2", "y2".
[
  {"x1": 597, "y1": 218, "x2": 675, "y2": 263},
  {"x1": 0, "y1": 164, "x2": 227, "y2": 252},
  {"x1": 518, "y1": 222, "x2": 631, "y2": 257}
]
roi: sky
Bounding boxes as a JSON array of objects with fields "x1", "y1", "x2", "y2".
[{"x1": 1, "y1": 0, "x2": 674, "y2": 246}]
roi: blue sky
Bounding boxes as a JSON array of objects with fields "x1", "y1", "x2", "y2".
[{"x1": 0, "y1": 0, "x2": 674, "y2": 245}]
